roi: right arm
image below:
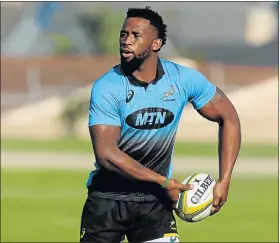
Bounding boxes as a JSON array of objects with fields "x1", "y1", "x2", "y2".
[
  {"x1": 89, "y1": 124, "x2": 193, "y2": 207},
  {"x1": 89, "y1": 124, "x2": 167, "y2": 186}
]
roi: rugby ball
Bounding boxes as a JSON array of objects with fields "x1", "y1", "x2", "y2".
[{"x1": 175, "y1": 173, "x2": 216, "y2": 223}]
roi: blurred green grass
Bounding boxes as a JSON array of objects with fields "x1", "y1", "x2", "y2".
[
  {"x1": 1, "y1": 170, "x2": 278, "y2": 242},
  {"x1": 1, "y1": 138, "x2": 278, "y2": 157}
]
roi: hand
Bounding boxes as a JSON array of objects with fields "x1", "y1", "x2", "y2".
[
  {"x1": 210, "y1": 178, "x2": 230, "y2": 216},
  {"x1": 165, "y1": 179, "x2": 194, "y2": 208}
]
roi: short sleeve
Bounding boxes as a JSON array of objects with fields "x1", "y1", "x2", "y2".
[
  {"x1": 180, "y1": 66, "x2": 216, "y2": 110},
  {"x1": 88, "y1": 80, "x2": 121, "y2": 127}
]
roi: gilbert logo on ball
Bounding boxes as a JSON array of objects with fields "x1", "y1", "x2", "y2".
[{"x1": 175, "y1": 173, "x2": 216, "y2": 223}]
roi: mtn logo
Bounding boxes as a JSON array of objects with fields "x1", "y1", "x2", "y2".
[{"x1": 126, "y1": 107, "x2": 174, "y2": 130}]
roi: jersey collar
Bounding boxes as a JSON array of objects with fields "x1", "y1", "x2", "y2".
[{"x1": 127, "y1": 58, "x2": 165, "y2": 87}]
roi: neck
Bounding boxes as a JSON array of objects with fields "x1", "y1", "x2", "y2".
[{"x1": 132, "y1": 55, "x2": 158, "y2": 83}]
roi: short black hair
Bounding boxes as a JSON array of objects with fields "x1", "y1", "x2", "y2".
[{"x1": 126, "y1": 6, "x2": 167, "y2": 49}]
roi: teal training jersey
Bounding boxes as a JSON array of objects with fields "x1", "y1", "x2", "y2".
[{"x1": 87, "y1": 58, "x2": 216, "y2": 201}]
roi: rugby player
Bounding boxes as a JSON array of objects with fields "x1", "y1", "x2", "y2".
[{"x1": 80, "y1": 6, "x2": 241, "y2": 243}]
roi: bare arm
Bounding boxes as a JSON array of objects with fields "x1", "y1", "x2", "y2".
[
  {"x1": 89, "y1": 124, "x2": 168, "y2": 186},
  {"x1": 197, "y1": 87, "x2": 241, "y2": 182},
  {"x1": 89, "y1": 124, "x2": 194, "y2": 206},
  {"x1": 89, "y1": 124, "x2": 193, "y2": 206}
]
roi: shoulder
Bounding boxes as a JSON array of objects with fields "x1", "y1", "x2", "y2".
[
  {"x1": 160, "y1": 58, "x2": 200, "y2": 78},
  {"x1": 91, "y1": 65, "x2": 124, "y2": 93},
  {"x1": 93, "y1": 65, "x2": 123, "y2": 87}
]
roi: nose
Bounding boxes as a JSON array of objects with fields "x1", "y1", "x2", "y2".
[{"x1": 122, "y1": 34, "x2": 133, "y2": 46}]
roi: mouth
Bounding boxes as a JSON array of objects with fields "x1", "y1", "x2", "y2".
[{"x1": 120, "y1": 49, "x2": 134, "y2": 59}]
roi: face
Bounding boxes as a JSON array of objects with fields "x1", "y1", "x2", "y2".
[{"x1": 119, "y1": 17, "x2": 162, "y2": 64}]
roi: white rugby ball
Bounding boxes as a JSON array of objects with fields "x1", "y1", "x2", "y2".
[{"x1": 175, "y1": 173, "x2": 216, "y2": 223}]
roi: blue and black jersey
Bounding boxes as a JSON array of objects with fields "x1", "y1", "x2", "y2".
[{"x1": 87, "y1": 58, "x2": 216, "y2": 201}]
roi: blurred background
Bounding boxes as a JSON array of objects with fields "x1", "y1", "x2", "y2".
[{"x1": 1, "y1": 1, "x2": 278, "y2": 242}]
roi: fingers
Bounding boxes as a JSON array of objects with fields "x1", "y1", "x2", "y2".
[
  {"x1": 167, "y1": 179, "x2": 194, "y2": 191},
  {"x1": 210, "y1": 198, "x2": 226, "y2": 216},
  {"x1": 210, "y1": 206, "x2": 220, "y2": 216},
  {"x1": 176, "y1": 181, "x2": 194, "y2": 191},
  {"x1": 218, "y1": 201, "x2": 226, "y2": 207},
  {"x1": 212, "y1": 194, "x2": 221, "y2": 208},
  {"x1": 211, "y1": 195, "x2": 220, "y2": 215},
  {"x1": 183, "y1": 183, "x2": 194, "y2": 191}
]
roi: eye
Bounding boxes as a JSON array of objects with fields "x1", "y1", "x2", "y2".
[
  {"x1": 132, "y1": 32, "x2": 141, "y2": 38},
  {"x1": 120, "y1": 32, "x2": 127, "y2": 37}
]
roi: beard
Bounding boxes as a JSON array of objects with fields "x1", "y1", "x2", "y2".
[{"x1": 121, "y1": 45, "x2": 153, "y2": 75}]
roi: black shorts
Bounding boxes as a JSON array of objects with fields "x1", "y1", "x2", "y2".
[{"x1": 80, "y1": 195, "x2": 178, "y2": 243}]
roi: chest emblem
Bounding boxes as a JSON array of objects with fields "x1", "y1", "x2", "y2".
[{"x1": 161, "y1": 85, "x2": 175, "y2": 101}]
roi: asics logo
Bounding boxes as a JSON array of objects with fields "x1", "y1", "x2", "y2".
[{"x1": 126, "y1": 90, "x2": 134, "y2": 103}]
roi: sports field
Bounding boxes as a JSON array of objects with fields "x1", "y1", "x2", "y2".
[
  {"x1": 1, "y1": 168, "x2": 278, "y2": 242},
  {"x1": 1, "y1": 139, "x2": 278, "y2": 242},
  {"x1": 1, "y1": 138, "x2": 278, "y2": 157}
]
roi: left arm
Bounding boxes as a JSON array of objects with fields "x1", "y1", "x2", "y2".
[
  {"x1": 197, "y1": 87, "x2": 241, "y2": 215},
  {"x1": 179, "y1": 65, "x2": 241, "y2": 215}
]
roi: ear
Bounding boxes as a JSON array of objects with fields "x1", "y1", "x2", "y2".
[{"x1": 152, "y1": 39, "x2": 162, "y2": 52}]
